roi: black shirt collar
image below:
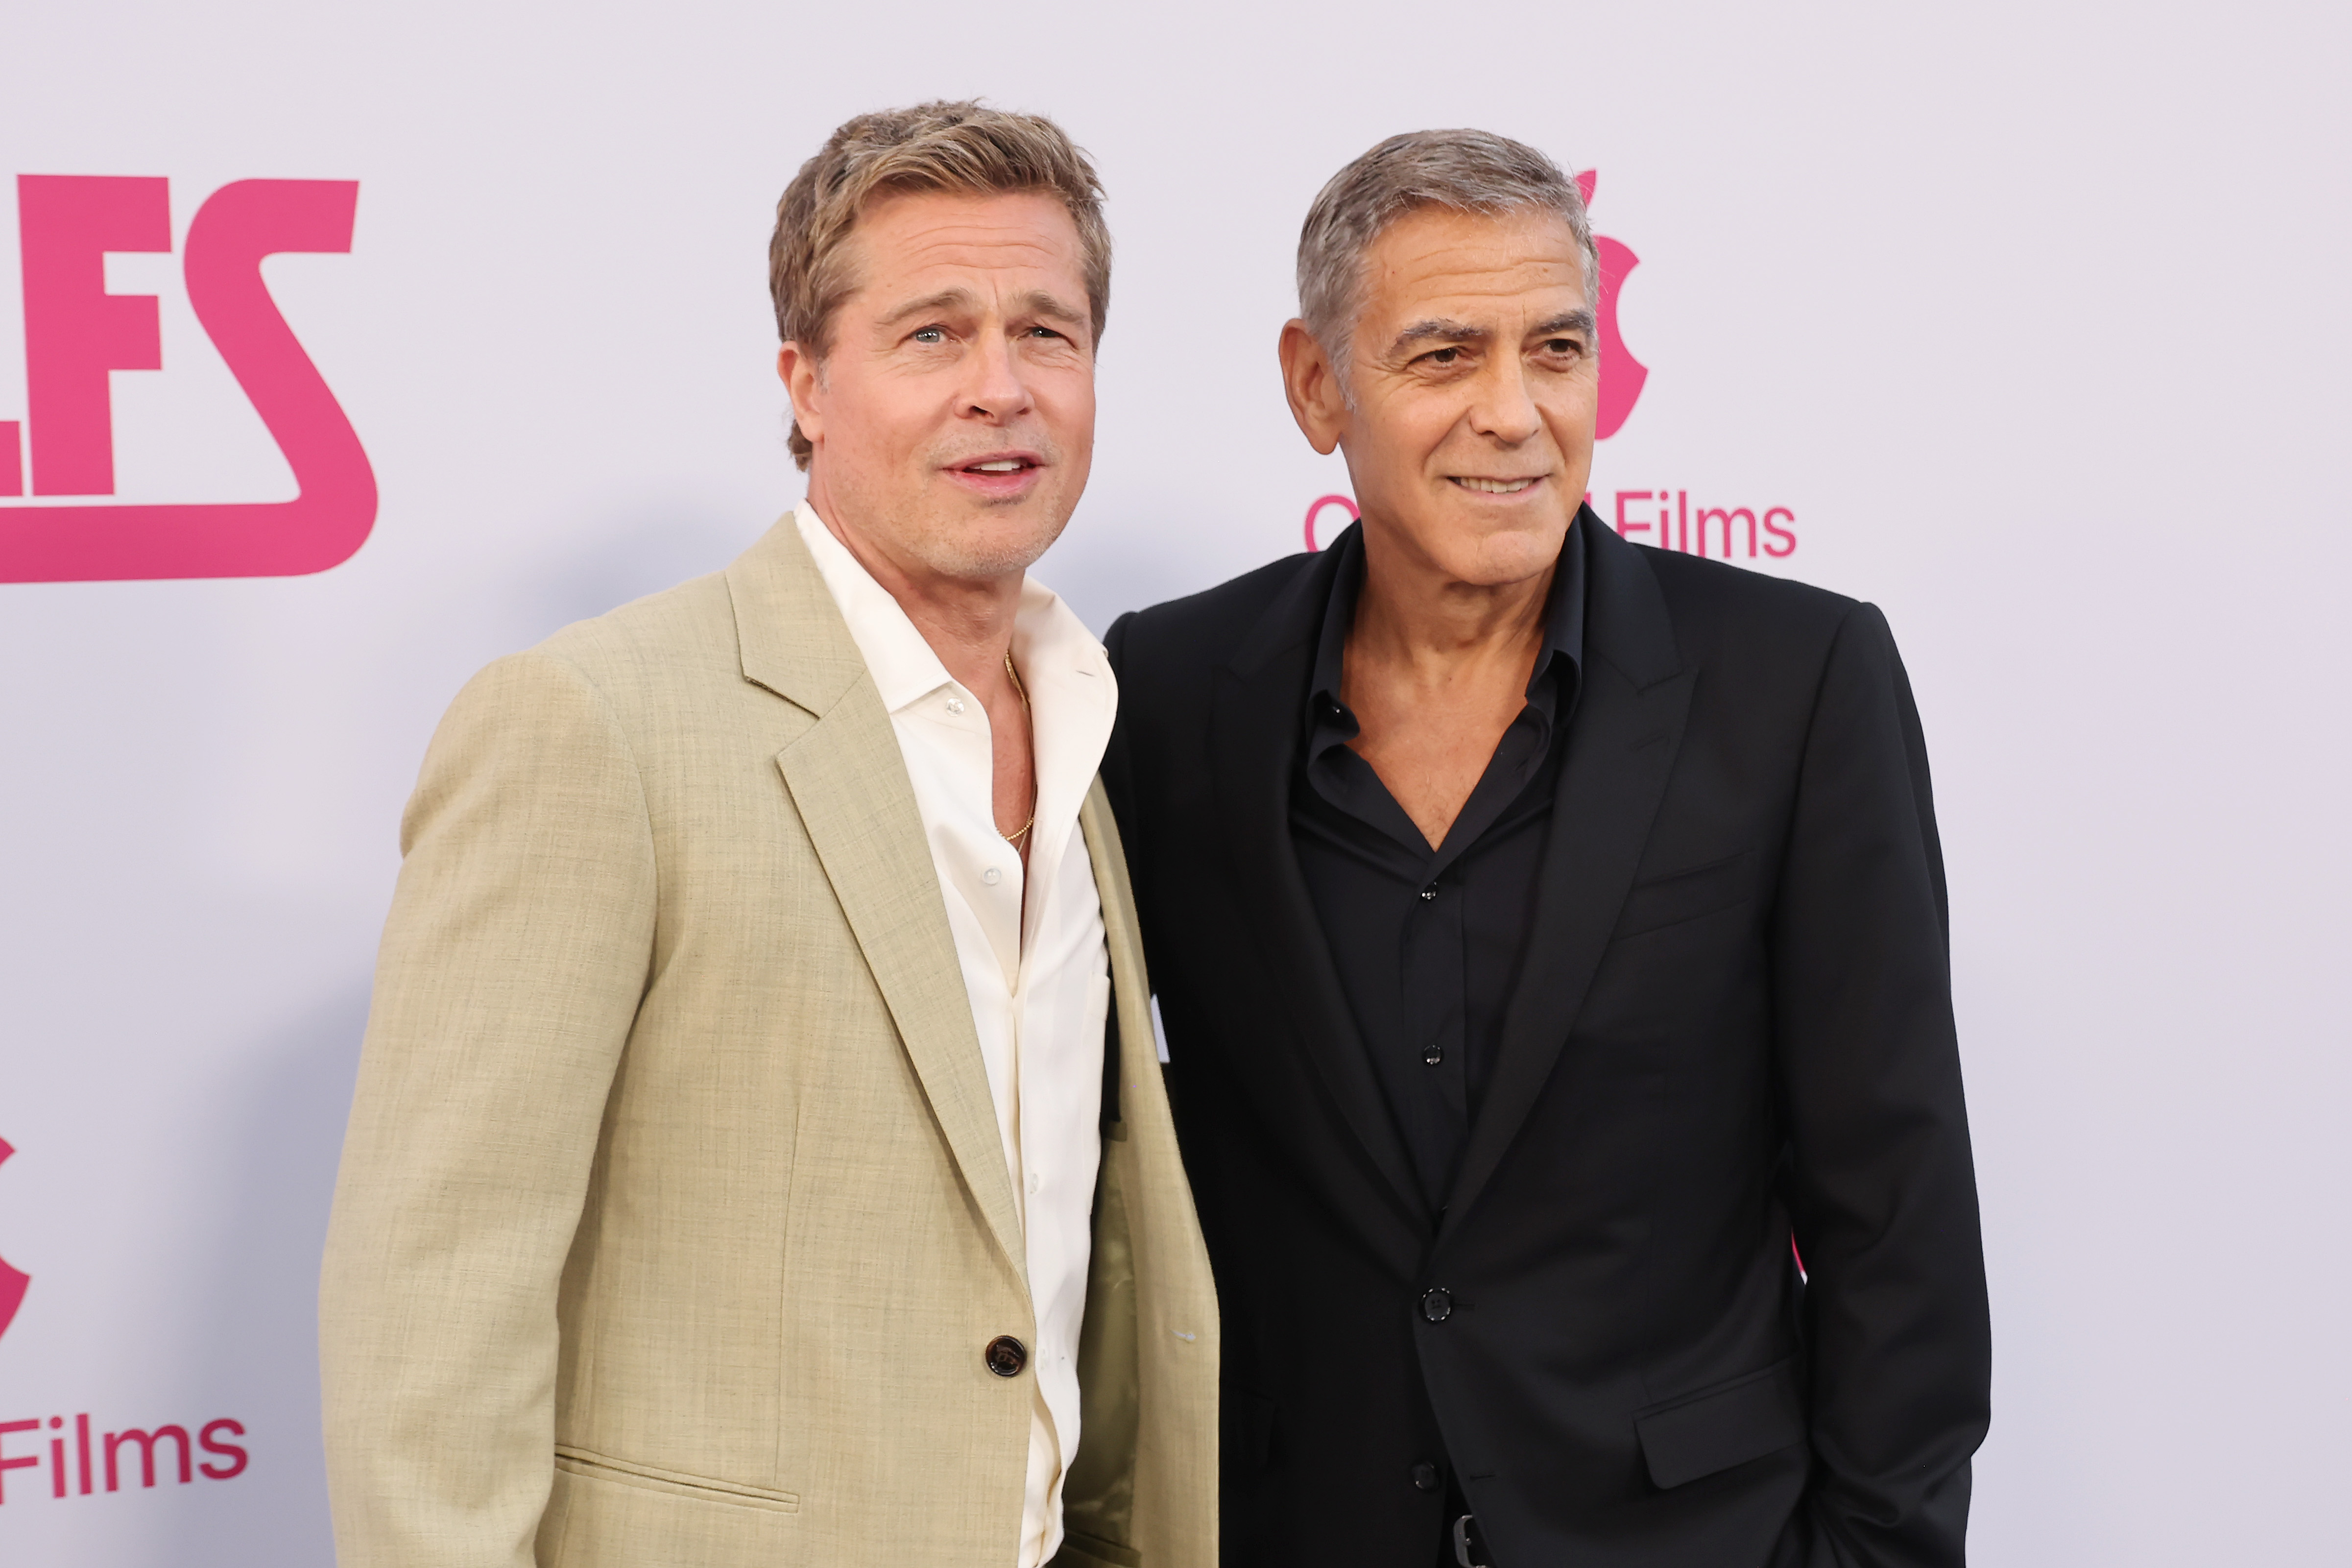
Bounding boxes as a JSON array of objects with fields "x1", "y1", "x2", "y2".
[{"x1": 1304, "y1": 512, "x2": 1590, "y2": 760}]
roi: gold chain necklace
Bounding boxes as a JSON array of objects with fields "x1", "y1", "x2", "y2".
[{"x1": 1001, "y1": 650, "x2": 1035, "y2": 846}]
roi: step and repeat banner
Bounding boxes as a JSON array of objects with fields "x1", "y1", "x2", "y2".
[{"x1": 2, "y1": 2, "x2": 2347, "y2": 1564}]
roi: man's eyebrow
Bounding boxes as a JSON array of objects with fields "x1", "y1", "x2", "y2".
[
  {"x1": 1390, "y1": 318, "x2": 1487, "y2": 353},
  {"x1": 1529, "y1": 309, "x2": 1598, "y2": 338},
  {"x1": 876, "y1": 288, "x2": 980, "y2": 328},
  {"x1": 876, "y1": 287, "x2": 1091, "y2": 337},
  {"x1": 1016, "y1": 289, "x2": 1092, "y2": 333}
]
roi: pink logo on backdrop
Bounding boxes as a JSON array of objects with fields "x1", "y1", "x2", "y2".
[
  {"x1": 1304, "y1": 169, "x2": 1647, "y2": 551},
  {"x1": 0, "y1": 1138, "x2": 27, "y2": 1341},
  {"x1": 1575, "y1": 169, "x2": 1647, "y2": 441},
  {"x1": 0, "y1": 175, "x2": 375, "y2": 583},
  {"x1": 0, "y1": 1135, "x2": 255, "y2": 1506}
]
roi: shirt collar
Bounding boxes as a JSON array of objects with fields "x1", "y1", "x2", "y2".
[
  {"x1": 1304, "y1": 514, "x2": 1589, "y2": 754},
  {"x1": 794, "y1": 502, "x2": 957, "y2": 714},
  {"x1": 792, "y1": 498, "x2": 1117, "y2": 777}
]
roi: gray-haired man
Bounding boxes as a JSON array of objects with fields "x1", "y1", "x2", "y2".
[{"x1": 1102, "y1": 130, "x2": 1990, "y2": 1566}]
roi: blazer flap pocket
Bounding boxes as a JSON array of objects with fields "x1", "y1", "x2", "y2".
[
  {"x1": 1634, "y1": 1355, "x2": 1805, "y2": 1490},
  {"x1": 553, "y1": 1447, "x2": 800, "y2": 1513},
  {"x1": 1613, "y1": 851, "x2": 1756, "y2": 939}
]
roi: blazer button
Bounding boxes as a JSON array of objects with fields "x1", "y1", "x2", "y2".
[
  {"x1": 985, "y1": 1335, "x2": 1029, "y2": 1377},
  {"x1": 1412, "y1": 1461, "x2": 1441, "y2": 1492},
  {"x1": 1420, "y1": 1287, "x2": 1454, "y2": 1323}
]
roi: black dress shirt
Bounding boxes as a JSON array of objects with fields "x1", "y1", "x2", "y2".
[{"x1": 1291, "y1": 521, "x2": 1587, "y2": 1210}]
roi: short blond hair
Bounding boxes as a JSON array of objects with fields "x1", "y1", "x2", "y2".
[{"x1": 769, "y1": 101, "x2": 1111, "y2": 470}]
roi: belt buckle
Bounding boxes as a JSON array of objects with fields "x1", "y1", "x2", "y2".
[{"x1": 1452, "y1": 1513, "x2": 1489, "y2": 1568}]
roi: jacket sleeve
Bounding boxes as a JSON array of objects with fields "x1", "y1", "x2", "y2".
[
  {"x1": 319, "y1": 649, "x2": 656, "y2": 1568},
  {"x1": 1770, "y1": 603, "x2": 1991, "y2": 1568}
]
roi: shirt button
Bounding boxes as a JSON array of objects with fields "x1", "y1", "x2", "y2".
[
  {"x1": 1423, "y1": 1043, "x2": 1444, "y2": 1066},
  {"x1": 1027, "y1": 1171, "x2": 1040, "y2": 1194},
  {"x1": 1419, "y1": 884, "x2": 1438, "y2": 901},
  {"x1": 983, "y1": 867, "x2": 1002, "y2": 886},
  {"x1": 1412, "y1": 1461, "x2": 1442, "y2": 1493},
  {"x1": 985, "y1": 1335, "x2": 1028, "y2": 1377},
  {"x1": 1420, "y1": 1287, "x2": 1454, "y2": 1323},
  {"x1": 945, "y1": 696, "x2": 965, "y2": 715}
]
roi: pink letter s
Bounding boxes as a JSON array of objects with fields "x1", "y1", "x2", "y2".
[{"x1": 0, "y1": 180, "x2": 376, "y2": 582}]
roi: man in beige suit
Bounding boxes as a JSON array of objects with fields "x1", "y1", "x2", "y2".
[{"x1": 320, "y1": 102, "x2": 1216, "y2": 1568}]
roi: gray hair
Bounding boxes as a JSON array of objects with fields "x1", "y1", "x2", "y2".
[{"x1": 1297, "y1": 129, "x2": 1599, "y2": 378}]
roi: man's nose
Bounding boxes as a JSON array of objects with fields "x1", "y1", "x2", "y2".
[
  {"x1": 1468, "y1": 358, "x2": 1543, "y2": 446},
  {"x1": 961, "y1": 327, "x2": 1033, "y2": 422}
]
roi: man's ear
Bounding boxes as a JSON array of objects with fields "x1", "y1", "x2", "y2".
[
  {"x1": 1278, "y1": 320, "x2": 1347, "y2": 457},
  {"x1": 777, "y1": 342, "x2": 823, "y2": 448}
]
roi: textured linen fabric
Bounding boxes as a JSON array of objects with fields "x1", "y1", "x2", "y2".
[
  {"x1": 793, "y1": 503, "x2": 1118, "y2": 1568},
  {"x1": 319, "y1": 514, "x2": 1217, "y2": 1568}
]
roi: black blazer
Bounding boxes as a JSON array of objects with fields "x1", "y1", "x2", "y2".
[{"x1": 1101, "y1": 514, "x2": 1990, "y2": 1568}]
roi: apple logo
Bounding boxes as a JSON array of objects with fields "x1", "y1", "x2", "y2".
[
  {"x1": 0, "y1": 1138, "x2": 26, "y2": 1341},
  {"x1": 1575, "y1": 170, "x2": 1647, "y2": 439}
]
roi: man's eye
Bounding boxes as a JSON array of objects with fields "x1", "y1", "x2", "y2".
[
  {"x1": 912, "y1": 326, "x2": 946, "y2": 345},
  {"x1": 1544, "y1": 338, "x2": 1585, "y2": 356},
  {"x1": 1426, "y1": 347, "x2": 1462, "y2": 366}
]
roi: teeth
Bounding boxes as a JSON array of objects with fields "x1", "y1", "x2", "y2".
[
  {"x1": 970, "y1": 460, "x2": 1025, "y2": 473},
  {"x1": 1456, "y1": 477, "x2": 1535, "y2": 494}
]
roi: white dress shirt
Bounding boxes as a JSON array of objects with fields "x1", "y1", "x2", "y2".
[{"x1": 795, "y1": 503, "x2": 1115, "y2": 1568}]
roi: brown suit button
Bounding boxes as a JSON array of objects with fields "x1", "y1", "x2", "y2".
[{"x1": 985, "y1": 1335, "x2": 1029, "y2": 1377}]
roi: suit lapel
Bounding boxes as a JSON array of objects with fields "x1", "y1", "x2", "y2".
[
  {"x1": 727, "y1": 518, "x2": 1029, "y2": 1289},
  {"x1": 1441, "y1": 521, "x2": 1693, "y2": 1245},
  {"x1": 1211, "y1": 536, "x2": 1429, "y2": 1236}
]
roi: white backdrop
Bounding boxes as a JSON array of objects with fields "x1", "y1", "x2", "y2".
[{"x1": 2, "y1": 2, "x2": 2348, "y2": 1563}]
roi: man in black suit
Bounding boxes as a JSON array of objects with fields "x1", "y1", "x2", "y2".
[{"x1": 1100, "y1": 130, "x2": 1990, "y2": 1566}]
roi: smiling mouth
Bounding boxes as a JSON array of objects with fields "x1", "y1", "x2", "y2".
[
  {"x1": 958, "y1": 457, "x2": 1040, "y2": 475},
  {"x1": 1451, "y1": 476, "x2": 1540, "y2": 495}
]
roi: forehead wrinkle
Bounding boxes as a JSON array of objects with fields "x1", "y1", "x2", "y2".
[
  {"x1": 897, "y1": 227, "x2": 1071, "y2": 258},
  {"x1": 1370, "y1": 230, "x2": 1589, "y2": 316}
]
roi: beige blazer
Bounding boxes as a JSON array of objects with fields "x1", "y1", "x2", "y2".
[{"x1": 319, "y1": 518, "x2": 1218, "y2": 1568}]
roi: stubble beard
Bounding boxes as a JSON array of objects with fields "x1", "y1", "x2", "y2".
[{"x1": 895, "y1": 485, "x2": 1074, "y2": 585}]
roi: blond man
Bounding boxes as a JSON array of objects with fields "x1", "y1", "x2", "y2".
[{"x1": 320, "y1": 102, "x2": 1215, "y2": 1568}]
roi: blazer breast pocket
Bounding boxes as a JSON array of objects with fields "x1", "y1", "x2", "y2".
[{"x1": 1611, "y1": 851, "x2": 1757, "y2": 940}]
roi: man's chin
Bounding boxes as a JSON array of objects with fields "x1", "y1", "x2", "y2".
[
  {"x1": 1393, "y1": 507, "x2": 1572, "y2": 587},
  {"x1": 915, "y1": 509, "x2": 1069, "y2": 584}
]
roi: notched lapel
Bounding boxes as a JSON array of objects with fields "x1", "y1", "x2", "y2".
[
  {"x1": 728, "y1": 517, "x2": 1028, "y2": 1288},
  {"x1": 1442, "y1": 524, "x2": 1693, "y2": 1243},
  {"x1": 726, "y1": 516, "x2": 869, "y2": 719}
]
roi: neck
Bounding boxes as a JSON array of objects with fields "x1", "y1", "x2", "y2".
[
  {"x1": 811, "y1": 491, "x2": 1025, "y2": 700},
  {"x1": 1349, "y1": 523, "x2": 1553, "y2": 683}
]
